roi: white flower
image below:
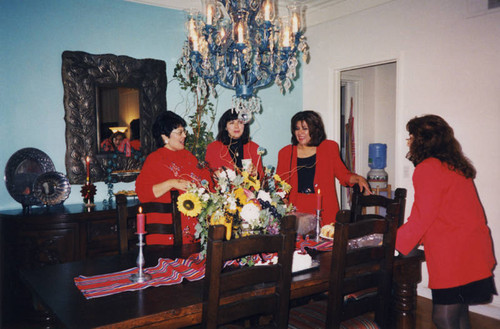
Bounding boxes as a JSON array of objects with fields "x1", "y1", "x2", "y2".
[
  {"x1": 276, "y1": 191, "x2": 286, "y2": 199},
  {"x1": 217, "y1": 168, "x2": 236, "y2": 181},
  {"x1": 240, "y1": 203, "x2": 261, "y2": 227},
  {"x1": 257, "y1": 190, "x2": 272, "y2": 204},
  {"x1": 201, "y1": 193, "x2": 210, "y2": 202}
]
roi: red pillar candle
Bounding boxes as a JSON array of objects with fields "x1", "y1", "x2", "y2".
[
  {"x1": 137, "y1": 207, "x2": 145, "y2": 234},
  {"x1": 316, "y1": 188, "x2": 322, "y2": 211},
  {"x1": 85, "y1": 156, "x2": 90, "y2": 183}
]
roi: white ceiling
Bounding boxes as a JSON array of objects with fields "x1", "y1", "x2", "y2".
[{"x1": 125, "y1": 0, "x2": 394, "y2": 27}]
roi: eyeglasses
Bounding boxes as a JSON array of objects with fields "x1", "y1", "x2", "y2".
[{"x1": 171, "y1": 129, "x2": 187, "y2": 136}]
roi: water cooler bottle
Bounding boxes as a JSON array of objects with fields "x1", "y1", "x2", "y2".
[{"x1": 367, "y1": 143, "x2": 388, "y2": 189}]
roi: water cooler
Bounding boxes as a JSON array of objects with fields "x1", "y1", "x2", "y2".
[{"x1": 367, "y1": 143, "x2": 388, "y2": 189}]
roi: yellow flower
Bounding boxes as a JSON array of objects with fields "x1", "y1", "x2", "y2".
[
  {"x1": 177, "y1": 192, "x2": 202, "y2": 217},
  {"x1": 281, "y1": 181, "x2": 292, "y2": 193},
  {"x1": 210, "y1": 213, "x2": 232, "y2": 240},
  {"x1": 234, "y1": 187, "x2": 248, "y2": 205},
  {"x1": 273, "y1": 174, "x2": 282, "y2": 182},
  {"x1": 242, "y1": 171, "x2": 261, "y2": 191}
]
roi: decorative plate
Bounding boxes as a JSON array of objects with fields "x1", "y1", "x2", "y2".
[
  {"x1": 5, "y1": 148, "x2": 56, "y2": 207},
  {"x1": 33, "y1": 172, "x2": 71, "y2": 206}
]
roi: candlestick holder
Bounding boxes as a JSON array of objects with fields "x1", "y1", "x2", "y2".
[
  {"x1": 315, "y1": 209, "x2": 322, "y2": 242},
  {"x1": 130, "y1": 233, "x2": 151, "y2": 283}
]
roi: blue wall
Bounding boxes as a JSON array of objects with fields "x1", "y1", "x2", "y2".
[{"x1": 0, "y1": 0, "x2": 302, "y2": 210}]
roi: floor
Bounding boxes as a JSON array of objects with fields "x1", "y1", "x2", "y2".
[
  {"x1": 416, "y1": 296, "x2": 500, "y2": 329},
  {"x1": 4, "y1": 296, "x2": 500, "y2": 328}
]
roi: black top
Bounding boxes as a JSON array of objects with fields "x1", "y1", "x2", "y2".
[
  {"x1": 228, "y1": 139, "x2": 244, "y2": 169},
  {"x1": 297, "y1": 154, "x2": 316, "y2": 194}
]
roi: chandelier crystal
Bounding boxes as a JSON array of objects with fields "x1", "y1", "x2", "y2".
[{"x1": 179, "y1": 0, "x2": 309, "y2": 123}]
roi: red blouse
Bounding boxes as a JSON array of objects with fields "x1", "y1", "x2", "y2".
[
  {"x1": 276, "y1": 140, "x2": 353, "y2": 225},
  {"x1": 135, "y1": 147, "x2": 211, "y2": 245},
  {"x1": 396, "y1": 158, "x2": 495, "y2": 289},
  {"x1": 205, "y1": 140, "x2": 264, "y2": 177}
]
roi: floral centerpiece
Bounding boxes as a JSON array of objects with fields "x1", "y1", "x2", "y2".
[{"x1": 177, "y1": 164, "x2": 294, "y2": 258}]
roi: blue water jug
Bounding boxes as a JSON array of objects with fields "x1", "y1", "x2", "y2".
[{"x1": 368, "y1": 143, "x2": 387, "y2": 169}]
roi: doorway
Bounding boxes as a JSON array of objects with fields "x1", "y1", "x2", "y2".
[{"x1": 338, "y1": 62, "x2": 397, "y2": 209}]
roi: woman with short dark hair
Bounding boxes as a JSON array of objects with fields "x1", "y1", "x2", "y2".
[
  {"x1": 205, "y1": 109, "x2": 264, "y2": 177},
  {"x1": 136, "y1": 111, "x2": 211, "y2": 245},
  {"x1": 396, "y1": 114, "x2": 496, "y2": 329},
  {"x1": 277, "y1": 110, "x2": 370, "y2": 225}
]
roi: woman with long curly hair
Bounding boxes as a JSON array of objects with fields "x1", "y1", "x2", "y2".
[{"x1": 396, "y1": 115, "x2": 496, "y2": 329}]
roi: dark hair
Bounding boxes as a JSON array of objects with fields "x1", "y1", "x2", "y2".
[
  {"x1": 152, "y1": 111, "x2": 186, "y2": 149},
  {"x1": 216, "y1": 109, "x2": 250, "y2": 145},
  {"x1": 406, "y1": 115, "x2": 476, "y2": 178},
  {"x1": 290, "y1": 110, "x2": 326, "y2": 146},
  {"x1": 111, "y1": 131, "x2": 126, "y2": 148},
  {"x1": 130, "y1": 119, "x2": 140, "y2": 141}
]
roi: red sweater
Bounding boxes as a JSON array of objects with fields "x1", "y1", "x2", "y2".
[
  {"x1": 396, "y1": 158, "x2": 495, "y2": 289},
  {"x1": 276, "y1": 140, "x2": 353, "y2": 225},
  {"x1": 205, "y1": 140, "x2": 264, "y2": 177},
  {"x1": 135, "y1": 147, "x2": 211, "y2": 245}
]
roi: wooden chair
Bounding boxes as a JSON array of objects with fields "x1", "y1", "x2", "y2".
[
  {"x1": 288, "y1": 206, "x2": 399, "y2": 329},
  {"x1": 116, "y1": 190, "x2": 182, "y2": 252},
  {"x1": 350, "y1": 184, "x2": 407, "y2": 226},
  {"x1": 202, "y1": 215, "x2": 297, "y2": 329}
]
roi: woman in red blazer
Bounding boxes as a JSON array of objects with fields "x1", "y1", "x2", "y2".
[
  {"x1": 135, "y1": 111, "x2": 211, "y2": 245},
  {"x1": 276, "y1": 111, "x2": 370, "y2": 225},
  {"x1": 205, "y1": 109, "x2": 264, "y2": 177},
  {"x1": 396, "y1": 115, "x2": 496, "y2": 329}
]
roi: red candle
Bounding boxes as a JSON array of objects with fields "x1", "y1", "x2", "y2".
[
  {"x1": 137, "y1": 207, "x2": 145, "y2": 234},
  {"x1": 85, "y1": 156, "x2": 90, "y2": 183},
  {"x1": 316, "y1": 188, "x2": 322, "y2": 211}
]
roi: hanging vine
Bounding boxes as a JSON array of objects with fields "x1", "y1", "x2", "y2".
[{"x1": 173, "y1": 60, "x2": 217, "y2": 163}]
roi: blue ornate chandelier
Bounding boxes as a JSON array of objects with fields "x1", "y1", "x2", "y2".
[{"x1": 179, "y1": 0, "x2": 309, "y2": 123}]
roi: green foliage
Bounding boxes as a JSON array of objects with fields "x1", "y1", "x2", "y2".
[{"x1": 173, "y1": 62, "x2": 217, "y2": 162}]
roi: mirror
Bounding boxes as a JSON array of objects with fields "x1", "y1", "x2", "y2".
[
  {"x1": 97, "y1": 87, "x2": 140, "y2": 153},
  {"x1": 62, "y1": 51, "x2": 166, "y2": 184}
]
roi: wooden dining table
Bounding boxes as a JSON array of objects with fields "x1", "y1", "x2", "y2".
[{"x1": 20, "y1": 243, "x2": 424, "y2": 329}]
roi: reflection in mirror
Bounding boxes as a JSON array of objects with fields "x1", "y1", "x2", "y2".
[
  {"x1": 62, "y1": 51, "x2": 166, "y2": 184},
  {"x1": 98, "y1": 87, "x2": 140, "y2": 154}
]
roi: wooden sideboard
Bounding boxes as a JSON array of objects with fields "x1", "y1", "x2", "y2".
[{"x1": 0, "y1": 198, "x2": 139, "y2": 327}]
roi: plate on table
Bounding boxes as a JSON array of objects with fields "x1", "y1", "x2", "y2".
[
  {"x1": 5, "y1": 148, "x2": 56, "y2": 207},
  {"x1": 33, "y1": 171, "x2": 71, "y2": 206}
]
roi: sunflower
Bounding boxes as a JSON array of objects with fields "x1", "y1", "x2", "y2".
[{"x1": 177, "y1": 192, "x2": 202, "y2": 217}]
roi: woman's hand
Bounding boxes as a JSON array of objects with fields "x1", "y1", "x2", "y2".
[
  {"x1": 169, "y1": 179, "x2": 191, "y2": 191},
  {"x1": 350, "y1": 174, "x2": 372, "y2": 195},
  {"x1": 152, "y1": 179, "x2": 191, "y2": 198}
]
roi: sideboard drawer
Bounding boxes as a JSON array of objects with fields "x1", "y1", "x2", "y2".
[
  {"x1": 16, "y1": 224, "x2": 80, "y2": 268},
  {"x1": 86, "y1": 218, "x2": 119, "y2": 257}
]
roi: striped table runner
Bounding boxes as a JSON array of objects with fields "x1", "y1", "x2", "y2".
[{"x1": 74, "y1": 252, "x2": 280, "y2": 299}]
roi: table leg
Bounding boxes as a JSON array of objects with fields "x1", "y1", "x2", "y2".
[
  {"x1": 393, "y1": 281, "x2": 418, "y2": 329},
  {"x1": 392, "y1": 250, "x2": 424, "y2": 329}
]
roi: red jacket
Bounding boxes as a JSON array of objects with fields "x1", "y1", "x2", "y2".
[
  {"x1": 205, "y1": 140, "x2": 264, "y2": 177},
  {"x1": 276, "y1": 140, "x2": 353, "y2": 225},
  {"x1": 135, "y1": 147, "x2": 211, "y2": 245},
  {"x1": 396, "y1": 158, "x2": 495, "y2": 289}
]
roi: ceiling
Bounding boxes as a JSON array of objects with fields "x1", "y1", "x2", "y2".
[{"x1": 125, "y1": 0, "x2": 394, "y2": 27}]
